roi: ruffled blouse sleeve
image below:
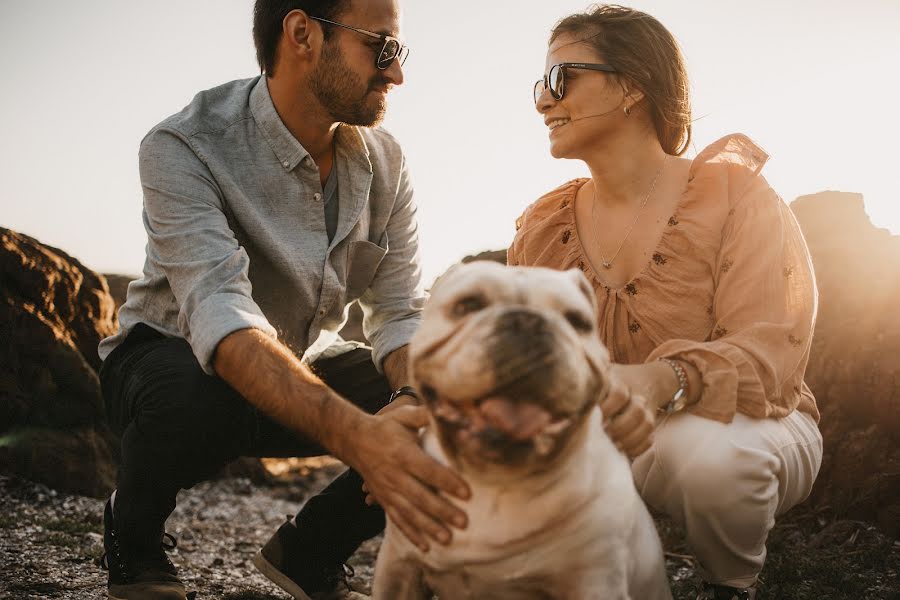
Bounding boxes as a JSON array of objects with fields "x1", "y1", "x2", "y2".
[
  {"x1": 509, "y1": 180, "x2": 586, "y2": 269},
  {"x1": 647, "y1": 172, "x2": 818, "y2": 423}
]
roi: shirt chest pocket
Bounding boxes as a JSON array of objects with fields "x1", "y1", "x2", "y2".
[{"x1": 346, "y1": 236, "x2": 388, "y2": 300}]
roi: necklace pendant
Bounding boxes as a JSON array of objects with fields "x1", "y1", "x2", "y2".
[{"x1": 602, "y1": 260, "x2": 612, "y2": 269}]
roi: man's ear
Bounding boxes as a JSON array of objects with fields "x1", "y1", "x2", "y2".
[{"x1": 281, "y1": 9, "x2": 320, "y2": 64}]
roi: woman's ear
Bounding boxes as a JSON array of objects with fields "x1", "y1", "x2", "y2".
[{"x1": 619, "y1": 78, "x2": 646, "y2": 113}]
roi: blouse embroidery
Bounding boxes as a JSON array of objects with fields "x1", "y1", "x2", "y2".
[{"x1": 721, "y1": 258, "x2": 734, "y2": 273}]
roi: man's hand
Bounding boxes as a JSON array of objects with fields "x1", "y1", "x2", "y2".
[
  {"x1": 345, "y1": 406, "x2": 470, "y2": 553},
  {"x1": 214, "y1": 333, "x2": 469, "y2": 552}
]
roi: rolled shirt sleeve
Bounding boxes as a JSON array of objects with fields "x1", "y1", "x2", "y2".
[
  {"x1": 139, "y1": 128, "x2": 277, "y2": 374},
  {"x1": 647, "y1": 176, "x2": 818, "y2": 422},
  {"x1": 358, "y1": 154, "x2": 426, "y2": 371}
]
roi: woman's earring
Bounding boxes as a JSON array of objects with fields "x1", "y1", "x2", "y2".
[{"x1": 623, "y1": 105, "x2": 631, "y2": 116}]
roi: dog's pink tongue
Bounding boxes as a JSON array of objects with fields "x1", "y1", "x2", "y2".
[{"x1": 479, "y1": 398, "x2": 552, "y2": 441}]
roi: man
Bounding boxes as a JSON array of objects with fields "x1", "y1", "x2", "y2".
[{"x1": 97, "y1": 1, "x2": 470, "y2": 598}]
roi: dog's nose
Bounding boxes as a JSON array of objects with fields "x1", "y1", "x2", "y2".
[
  {"x1": 488, "y1": 308, "x2": 558, "y2": 397},
  {"x1": 494, "y1": 308, "x2": 551, "y2": 340}
]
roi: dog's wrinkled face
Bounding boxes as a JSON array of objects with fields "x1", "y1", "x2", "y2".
[{"x1": 410, "y1": 263, "x2": 610, "y2": 476}]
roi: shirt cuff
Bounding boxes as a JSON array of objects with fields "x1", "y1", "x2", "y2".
[
  {"x1": 369, "y1": 315, "x2": 421, "y2": 374},
  {"x1": 187, "y1": 292, "x2": 277, "y2": 375}
]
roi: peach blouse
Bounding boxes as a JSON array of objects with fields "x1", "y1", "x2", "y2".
[{"x1": 508, "y1": 134, "x2": 819, "y2": 423}]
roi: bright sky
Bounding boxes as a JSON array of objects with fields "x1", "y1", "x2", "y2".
[{"x1": 1, "y1": 1, "x2": 897, "y2": 284}]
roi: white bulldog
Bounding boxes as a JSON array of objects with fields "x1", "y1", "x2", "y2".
[{"x1": 373, "y1": 262, "x2": 671, "y2": 600}]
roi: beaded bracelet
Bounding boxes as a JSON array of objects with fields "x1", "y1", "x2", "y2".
[{"x1": 657, "y1": 357, "x2": 688, "y2": 414}]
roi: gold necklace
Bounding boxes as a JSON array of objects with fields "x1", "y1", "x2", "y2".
[{"x1": 591, "y1": 155, "x2": 669, "y2": 269}]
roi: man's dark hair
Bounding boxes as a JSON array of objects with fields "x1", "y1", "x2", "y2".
[{"x1": 253, "y1": 0, "x2": 351, "y2": 76}]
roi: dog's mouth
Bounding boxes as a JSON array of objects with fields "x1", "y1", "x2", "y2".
[{"x1": 420, "y1": 385, "x2": 590, "y2": 467}]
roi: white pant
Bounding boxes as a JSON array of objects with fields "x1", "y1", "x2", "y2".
[{"x1": 632, "y1": 409, "x2": 823, "y2": 588}]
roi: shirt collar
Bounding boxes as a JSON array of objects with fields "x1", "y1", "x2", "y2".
[
  {"x1": 250, "y1": 76, "x2": 309, "y2": 171},
  {"x1": 250, "y1": 75, "x2": 375, "y2": 175},
  {"x1": 334, "y1": 123, "x2": 373, "y2": 175}
]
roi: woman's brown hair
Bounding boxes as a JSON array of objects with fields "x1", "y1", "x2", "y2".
[{"x1": 551, "y1": 4, "x2": 692, "y2": 156}]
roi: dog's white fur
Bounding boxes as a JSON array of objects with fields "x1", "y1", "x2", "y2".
[{"x1": 373, "y1": 263, "x2": 671, "y2": 600}]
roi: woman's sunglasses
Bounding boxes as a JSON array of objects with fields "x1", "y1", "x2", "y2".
[
  {"x1": 310, "y1": 16, "x2": 409, "y2": 70},
  {"x1": 533, "y1": 62, "x2": 617, "y2": 104}
]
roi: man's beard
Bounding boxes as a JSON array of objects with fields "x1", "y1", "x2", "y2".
[{"x1": 311, "y1": 39, "x2": 388, "y2": 127}]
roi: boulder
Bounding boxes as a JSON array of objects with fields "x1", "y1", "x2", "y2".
[
  {"x1": 791, "y1": 192, "x2": 900, "y2": 535},
  {"x1": 0, "y1": 227, "x2": 119, "y2": 496},
  {"x1": 461, "y1": 249, "x2": 507, "y2": 265},
  {"x1": 103, "y1": 273, "x2": 134, "y2": 311}
]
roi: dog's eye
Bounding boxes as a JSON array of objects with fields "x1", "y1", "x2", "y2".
[
  {"x1": 421, "y1": 384, "x2": 438, "y2": 403},
  {"x1": 452, "y1": 294, "x2": 488, "y2": 318},
  {"x1": 564, "y1": 310, "x2": 593, "y2": 332}
]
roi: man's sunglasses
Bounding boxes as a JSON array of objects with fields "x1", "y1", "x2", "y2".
[
  {"x1": 533, "y1": 62, "x2": 617, "y2": 104},
  {"x1": 310, "y1": 16, "x2": 409, "y2": 70}
]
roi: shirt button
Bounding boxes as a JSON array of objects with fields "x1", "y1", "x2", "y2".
[
  {"x1": 313, "y1": 193, "x2": 322, "y2": 202},
  {"x1": 319, "y1": 309, "x2": 325, "y2": 315},
  {"x1": 283, "y1": 161, "x2": 290, "y2": 168}
]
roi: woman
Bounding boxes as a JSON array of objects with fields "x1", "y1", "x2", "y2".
[{"x1": 509, "y1": 6, "x2": 823, "y2": 600}]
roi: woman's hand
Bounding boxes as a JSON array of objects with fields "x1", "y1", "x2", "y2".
[
  {"x1": 600, "y1": 361, "x2": 685, "y2": 458},
  {"x1": 599, "y1": 367, "x2": 657, "y2": 458}
]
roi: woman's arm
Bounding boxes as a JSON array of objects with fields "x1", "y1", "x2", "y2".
[{"x1": 646, "y1": 176, "x2": 817, "y2": 422}]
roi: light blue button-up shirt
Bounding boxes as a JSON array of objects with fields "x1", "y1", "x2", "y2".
[{"x1": 99, "y1": 76, "x2": 426, "y2": 374}]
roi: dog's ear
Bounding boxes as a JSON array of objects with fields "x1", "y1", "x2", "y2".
[
  {"x1": 566, "y1": 268, "x2": 598, "y2": 311},
  {"x1": 429, "y1": 263, "x2": 463, "y2": 296},
  {"x1": 561, "y1": 268, "x2": 608, "y2": 379}
]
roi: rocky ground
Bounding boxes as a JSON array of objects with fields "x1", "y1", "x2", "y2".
[{"x1": 1, "y1": 462, "x2": 897, "y2": 600}]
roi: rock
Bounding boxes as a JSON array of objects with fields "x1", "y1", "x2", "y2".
[
  {"x1": 791, "y1": 191, "x2": 900, "y2": 536},
  {"x1": 461, "y1": 249, "x2": 507, "y2": 265},
  {"x1": 0, "y1": 227, "x2": 119, "y2": 496},
  {"x1": 0, "y1": 428, "x2": 116, "y2": 497},
  {"x1": 102, "y1": 273, "x2": 135, "y2": 311}
]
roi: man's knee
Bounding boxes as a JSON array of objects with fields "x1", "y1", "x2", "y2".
[
  {"x1": 312, "y1": 347, "x2": 391, "y2": 414},
  {"x1": 107, "y1": 336, "x2": 252, "y2": 444}
]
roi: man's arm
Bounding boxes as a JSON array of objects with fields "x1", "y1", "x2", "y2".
[
  {"x1": 382, "y1": 345, "x2": 412, "y2": 393},
  {"x1": 214, "y1": 328, "x2": 364, "y2": 454},
  {"x1": 359, "y1": 153, "x2": 428, "y2": 374},
  {"x1": 214, "y1": 329, "x2": 469, "y2": 551}
]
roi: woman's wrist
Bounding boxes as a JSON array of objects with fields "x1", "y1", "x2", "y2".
[
  {"x1": 657, "y1": 358, "x2": 689, "y2": 413},
  {"x1": 654, "y1": 357, "x2": 702, "y2": 410},
  {"x1": 649, "y1": 359, "x2": 682, "y2": 410}
]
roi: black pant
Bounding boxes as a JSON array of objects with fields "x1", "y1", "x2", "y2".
[{"x1": 99, "y1": 323, "x2": 388, "y2": 565}]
